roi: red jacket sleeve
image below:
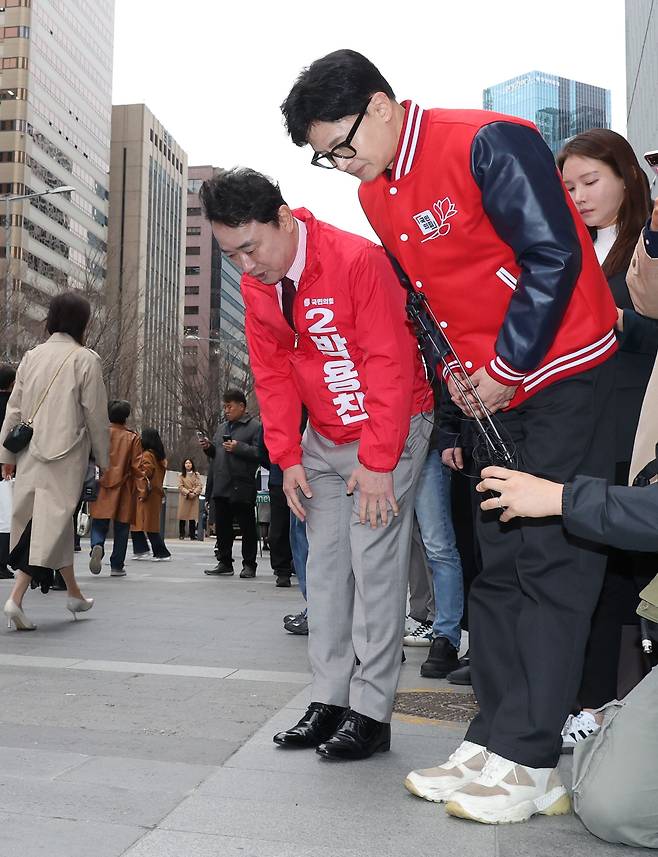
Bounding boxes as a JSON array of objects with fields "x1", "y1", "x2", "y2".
[
  {"x1": 244, "y1": 303, "x2": 303, "y2": 470},
  {"x1": 350, "y1": 246, "x2": 416, "y2": 472}
]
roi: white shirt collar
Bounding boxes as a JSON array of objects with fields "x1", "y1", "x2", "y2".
[{"x1": 285, "y1": 218, "x2": 307, "y2": 286}]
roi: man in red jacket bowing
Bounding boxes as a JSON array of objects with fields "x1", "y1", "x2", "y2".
[
  {"x1": 282, "y1": 50, "x2": 617, "y2": 822},
  {"x1": 200, "y1": 168, "x2": 432, "y2": 760}
]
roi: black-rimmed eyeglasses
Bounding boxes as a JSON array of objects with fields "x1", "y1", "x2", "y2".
[{"x1": 311, "y1": 98, "x2": 371, "y2": 169}]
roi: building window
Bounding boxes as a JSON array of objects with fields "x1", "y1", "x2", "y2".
[
  {"x1": 186, "y1": 246, "x2": 201, "y2": 256},
  {"x1": 184, "y1": 325, "x2": 199, "y2": 336},
  {"x1": 184, "y1": 306, "x2": 199, "y2": 315},
  {"x1": 2, "y1": 57, "x2": 29, "y2": 69},
  {"x1": 187, "y1": 206, "x2": 202, "y2": 217},
  {"x1": 1, "y1": 26, "x2": 31, "y2": 38},
  {"x1": 187, "y1": 178, "x2": 204, "y2": 194},
  {"x1": 186, "y1": 226, "x2": 201, "y2": 236},
  {"x1": 185, "y1": 285, "x2": 200, "y2": 295},
  {"x1": 185, "y1": 266, "x2": 200, "y2": 276}
]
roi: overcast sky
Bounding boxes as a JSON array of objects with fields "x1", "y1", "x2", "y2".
[{"x1": 112, "y1": 0, "x2": 626, "y2": 239}]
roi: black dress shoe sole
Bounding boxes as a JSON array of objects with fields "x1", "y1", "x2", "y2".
[
  {"x1": 419, "y1": 663, "x2": 458, "y2": 679},
  {"x1": 316, "y1": 739, "x2": 391, "y2": 761},
  {"x1": 204, "y1": 569, "x2": 234, "y2": 576}
]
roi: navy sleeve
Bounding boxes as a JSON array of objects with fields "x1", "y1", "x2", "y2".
[
  {"x1": 471, "y1": 122, "x2": 582, "y2": 373},
  {"x1": 643, "y1": 219, "x2": 658, "y2": 258},
  {"x1": 618, "y1": 309, "x2": 658, "y2": 356}
]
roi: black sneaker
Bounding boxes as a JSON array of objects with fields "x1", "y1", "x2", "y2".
[
  {"x1": 204, "y1": 562, "x2": 234, "y2": 576},
  {"x1": 420, "y1": 636, "x2": 459, "y2": 679},
  {"x1": 0, "y1": 566, "x2": 14, "y2": 579},
  {"x1": 284, "y1": 609, "x2": 308, "y2": 635},
  {"x1": 239, "y1": 564, "x2": 257, "y2": 579},
  {"x1": 276, "y1": 574, "x2": 291, "y2": 588}
]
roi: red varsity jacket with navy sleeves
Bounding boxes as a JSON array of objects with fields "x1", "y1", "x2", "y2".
[{"x1": 358, "y1": 103, "x2": 618, "y2": 408}]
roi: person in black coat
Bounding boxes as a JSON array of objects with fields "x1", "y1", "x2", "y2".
[
  {"x1": 558, "y1": 129, "x2": 658, "y2": 732},
  {"x1": 0, "y1": 364, "x2": 16, "y2": 579}
]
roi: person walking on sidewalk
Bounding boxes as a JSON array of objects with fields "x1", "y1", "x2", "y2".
[
  {"x1": 282, "y1": 49, "x2": 617, "y2": 818},
  {"x1": 1, "y1": 292, "x2": 109, "y2": 629},
  {"x1": 200, "y1": 168, "x2": 432, "y2": 760},
  {"x1": 131, "y1": 428, "x2": 171, "y2": 562},
  {"x1": 178, "y1": 458, "x2": 202, "y2": 540},
  {"x1": 89, "y1": 400, "x2": 147, "y2": 578},
  {"x1": 200, "y1": 389, "x2": 261, "y2": 579}
]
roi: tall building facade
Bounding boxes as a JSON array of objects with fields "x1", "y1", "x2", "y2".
[
  {"x1": 626, "y1": 0, "x2": 658, "y2": 184},
  {"x1": 184, "y1": 165, "x2": 248, "y2": 391},
  {"x1": 0, "y1": 0, "x2": 114, "y2": 341},
  {"x1": 483, "y1": 71, "x2": 611, "y2": 155},
  {"x1": 107, "y1": 103, "x2": 187, "y2": 449}
]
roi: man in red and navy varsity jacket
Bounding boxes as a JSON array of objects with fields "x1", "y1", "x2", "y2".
[
  {"x1": 282, "y1": 49, "x2": 617, "y2": 823},
  {"x1": 200, "y1": 168, "x2": 432, "y2": 761}
]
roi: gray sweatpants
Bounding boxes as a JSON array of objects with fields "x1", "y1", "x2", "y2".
[
  {"x1": 573, "y1": 665, "x2": 658, "y2": 848},
  {"x1": 302, "y1": 412, "x2": 432, "y2": 723}
]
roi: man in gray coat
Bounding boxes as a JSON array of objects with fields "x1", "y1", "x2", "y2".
[{"x1": 200, "y1": 388, "x2": 261, "y2": 578}]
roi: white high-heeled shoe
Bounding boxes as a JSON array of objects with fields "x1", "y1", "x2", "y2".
[
  {"x1": 4, "y1": 598, "x2": 36, "y2": 631},
  {"x1": 66, "y1": 596, "x2": 94, "y2": 620}
]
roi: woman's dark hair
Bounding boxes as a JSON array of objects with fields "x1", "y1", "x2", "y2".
[
  {"x1": 281, "y1": 49, "x2": 396, "y2": 146},
  {"x1": 181, "y1": 458, "x2": 196, "y2": 476},
  {"x1": 557, "y1": 129, "x2": 651, "y2": 278},
  {"x1": 141, "y1": 427, "x2": 166, "y2": 462},
  {"x1": 0, "y1": 364, "x2": 16, "y2": 390},
  {"x1": 45, "y1": 291, "x2": 91, "y2": 344},
  {"x1": 199, "y1": 168, "x2": 286, "y2": 227},
  {"x1": 223, "y1": 388, "x2": 247, "y2": 407},
  {"x1": 108, "y1": 399, "x2": 131, "y2": 424}
]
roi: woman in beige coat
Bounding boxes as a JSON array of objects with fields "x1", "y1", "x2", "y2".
[
  {"x1": 178, "y1": 458, "x2": 202, "y2": 540},
  {"x1": 0, "y1": 292, "x2": 109, "y2": 631}
]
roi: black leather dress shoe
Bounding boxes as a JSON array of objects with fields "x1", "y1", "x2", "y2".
[
  {"x1": 239, "y1": 564, "x2": 257, "y2": 579},
  {"x1": 273, "y1": 702, "x2": 347, "y2": 748},
  {"x1": 447, "y1": 664, "x2": 472, "y2": 685},
  {"x1": 204, "y1": 563, "x2": 234, "y2": 576},
  {"x1": 316, "y1": 710, "x2": 391, "y2": 760}
]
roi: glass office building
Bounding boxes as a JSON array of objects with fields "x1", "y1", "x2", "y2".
[{"x1": 483, "y1": 71, "x2": 611, "y2": 155}]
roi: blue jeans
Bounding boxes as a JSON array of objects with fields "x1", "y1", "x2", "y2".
[
  {"x1": 289, "y1": 514, "x2": 308, "y2": 600},
  {"x1": 90, "y1": 518, "x2": 131, "y2": 571},
  {"x1": 414, "y1": 449, "x2": 464, "y2": 649}
]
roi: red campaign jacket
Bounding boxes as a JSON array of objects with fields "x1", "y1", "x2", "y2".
[
  {"x1": 358, "y1": 103, "x2": 618, "y2": 408},
  {"x1": 242, "y1": 209, "x2": 430, "y2": 472}
]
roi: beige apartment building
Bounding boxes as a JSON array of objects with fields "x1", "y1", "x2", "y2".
[
  {"x1": 1, "y1": 0, "x2": 114, "y2": 353},
  {"x1": 107, "y1": 103, "x2": 187, "y2": 450}
]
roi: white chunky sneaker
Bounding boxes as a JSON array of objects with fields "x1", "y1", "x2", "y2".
[
  {"x1": 404, "y1": 741, "x2": 490, "y2": 802},
  {"x1": 403, "y1": 620, "x2": 433, "y2": 647},
  {"x1": 561, "y1": 711, "x2": 600, "y2": 753},
  {"x1": 445, "y1": 752, "x2": 571, "y2": 824}
]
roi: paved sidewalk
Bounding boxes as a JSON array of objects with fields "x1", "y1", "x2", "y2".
[{"x1": 0, "y1": 540, "x2": 645, "y2": 856}]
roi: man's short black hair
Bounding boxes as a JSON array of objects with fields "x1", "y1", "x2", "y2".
[
  {"x1": 199, "y1": 168, "x2": 287, "y2": 228},
  {"x1": 108, "y1": 399, "x2": 131, "y2": 424},
  {"x1": 46, "y1": 291, "x2": 91, "y2": 344},
  {"x1": 0, "y1": 364, "x2": 16, "y2": 390},
  {"x1": 223, "y1": 388, "x2": 247, "y2": 407},
  {"x1": 281, "y1": 49, "x2": 396, "y2": 146}
]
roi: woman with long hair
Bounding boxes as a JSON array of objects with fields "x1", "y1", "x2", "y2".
[
  {"x1": 177, "y1": 458, "x2": 202, "y2": 540},
  {"x1": 0, "y1": 292, "x2": 109, "y2": 630},
  {"x1": 557, "y1": 129, "x2": 658, "y2": 746},
  {"x1": 131, "y1": 428, "x2": 171, "y2": 561}
]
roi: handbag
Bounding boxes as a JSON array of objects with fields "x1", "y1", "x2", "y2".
[
  {"x1": 3, "y1": 348, "x2": 78, "y2": 454},
  {"x1": 80, "y1": 459, "x2": 100, "y2": 502}
]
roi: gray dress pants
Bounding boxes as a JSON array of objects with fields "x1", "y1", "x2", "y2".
[{"x1": 301, "y1": 412, "x2": 432, "y2": 723}]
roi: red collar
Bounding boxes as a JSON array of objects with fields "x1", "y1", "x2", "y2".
[{"x1": 391, "y1": 100, "x2": 426, "y2": 181}]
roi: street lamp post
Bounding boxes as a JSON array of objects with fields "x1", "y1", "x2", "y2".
[{"x1": 3, "y1": 184, "x2": 75, "y2": 361}]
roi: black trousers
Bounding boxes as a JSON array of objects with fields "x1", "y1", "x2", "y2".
[
  {"x1": 214, "y1": 496, "x2": 257, "y2": 569},
  {"x1": 179, "y1": 519, "x2": 197, "y2": 540},
  {"x1": 0, "y1": 532, "x2": 10, "y2": 570},
  {"x1": 268, "y1": 484, "x2": 292, "y2": 575},
  {"x1": 465, "y1": 361, "x2": 615, "y2": 768}
]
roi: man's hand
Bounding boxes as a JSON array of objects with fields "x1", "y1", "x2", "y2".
[
  {"x1": 2, "y1": 463, "x2": 15, "y2": 480},
  {"x1": 650, "y1": 197, "x2": 658, "y2": 232},
  {"x1": 469, "y1": 367, "x2": 517, "y2": 416},
  {"x1": 198, "y1": 436, "x2": 210, "y2": 451},
  {"x1": 222, "y1": 439, "x2": 238, "y2": 454},
  {"x1": 442, "y1": 447, "x2": 464, "y2": 471},
  {"x1": 447, "y1": 371, "x2": 480, "y2": 415},
  {"x1": 346, "y1": 465, "x2": 398, "y2": 528},
  {"x1": 476, "y1": 466, "x2": 563, "y2": 522},
  {"x1": 615, "y1": 307, "x2": 624, "y2": 332},
  {"x1": 283, "y1": 464, "x2": 313, "y2": 521}
]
